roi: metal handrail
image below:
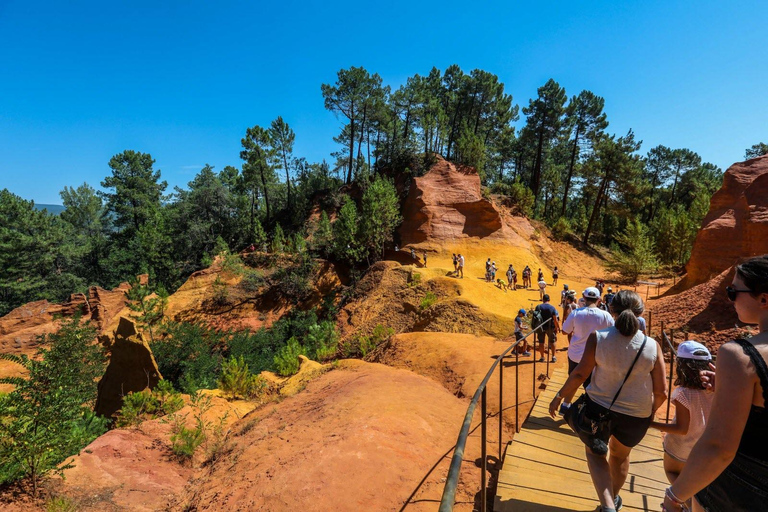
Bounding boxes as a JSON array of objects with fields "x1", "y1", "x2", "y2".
[{"x1": 438, "y1": 317, "x2": 553, "y2": 512}]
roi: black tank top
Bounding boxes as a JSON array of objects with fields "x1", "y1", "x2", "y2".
[{"x1": 734, "y1": 339, "x2": 768, "y2": 461}]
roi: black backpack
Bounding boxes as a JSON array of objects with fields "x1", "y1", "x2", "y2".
[{"x1": 531, "y1": 308, "x2": 544, "y2": 330}]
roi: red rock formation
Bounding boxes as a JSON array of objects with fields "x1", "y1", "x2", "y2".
[
  {"x1": 95, "y1": 317, "x2": 162, "y2": 418},
  {"x1": 399, "y1": 156, "x2": 504, "y2": 245},
  {"x1": 684, "y1": 155, "x2": 768, "y2": 287}
]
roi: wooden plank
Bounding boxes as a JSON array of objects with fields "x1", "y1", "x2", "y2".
[{"x1": 495, "y1": 368, "x2": 667, "y2": 512}]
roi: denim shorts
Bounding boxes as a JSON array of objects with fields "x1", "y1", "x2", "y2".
[{"x1": 696, "y1": 451, "x2": 768, "y2": 511}]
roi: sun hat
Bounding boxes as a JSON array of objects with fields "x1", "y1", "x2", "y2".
[
  {"x1": 607, "y1": 287, "x2": 613, "y2": 292},
  {"x1": 518, "y1": 309, "x2": 526, "y2": 315},
  {"x1": 583, "y1": 287, "x2": 600, "y2": 299},
  {"x1": 563, "y1": 284, "x2": 569, "y2": 289},
  {"x1": 677, "y1": 341, "x2": 712, "y2": 361}
]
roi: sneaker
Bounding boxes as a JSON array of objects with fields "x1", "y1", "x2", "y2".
[
  {"x1": 522, "y1": 351, "x2": 532, "y2": 357},
  {"x1": 614, "y1": 495, "x2": 622, "y2": 511},
  {"x1": 538, "y1": 357, "x2": 545, "y2": 363},
  {"x1": 551, "y1": 356, "x2": 557, "y2": 363}
]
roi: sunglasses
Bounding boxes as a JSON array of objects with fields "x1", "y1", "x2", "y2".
[{"x1": 726, "y1": 286, "x2": 753, "y2": 302}]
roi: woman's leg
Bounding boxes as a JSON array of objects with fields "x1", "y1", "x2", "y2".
[
  {"x1": 585, "y1": 446, "x2": 614, "y2": 509},
  {"x1": 663, "y1": 452, "x2": 685, "y2": 484},
  {"x1": 608, "y1": 436, "x2": 633, "y2": 498}
]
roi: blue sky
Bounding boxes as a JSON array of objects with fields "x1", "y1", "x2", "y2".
[{"x1": 1, "y1": 0, "x2": 766, "y2": 204}]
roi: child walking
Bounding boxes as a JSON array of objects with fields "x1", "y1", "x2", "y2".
[
  {"x1": 651, "y1": 341, "x2": 714, "y2": 487},
  {"x1": 515, "y1": 309, "x2": 532, "y2": 356}
]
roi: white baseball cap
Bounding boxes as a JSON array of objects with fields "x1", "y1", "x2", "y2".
[
  {"x1": 677, "y1": 341, "x2": 712, "y2": 361},
  {"x1": 583, "y1": 287, "x2": 600, "y2": 299}
]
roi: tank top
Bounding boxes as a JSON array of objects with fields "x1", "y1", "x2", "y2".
[
  {"x1": 586, "y1": 328, "x2": 657, "y2": 417},
  {"x1": 733, "y1": 339, "x2": 768, "y2": 461}
]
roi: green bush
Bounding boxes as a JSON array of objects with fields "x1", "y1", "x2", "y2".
[
  {"x1": 274, "y1": 336, "x2": 305, "y2": 376},
  {"x1": 305, "y1": 321, "x2": 339, "y2": 362},
  {"x1": 550, "y1": 217, "x2": 571, "y2": 241},
  {"x1": 151, "y1": 322, "x2": 225, "y2": 394},
  {"x1": 219, "y1": 356, "x2": 269, "y2": 399},
  {"x1": 345, "y1": 324, "x2": 394, "y2": 358},
  {"x1": 240, "y1": 269, "x2": 265, "y2": 294},
  {"x1": 171, "y1": 424, "x2": 205, "y2": 459},
  {"x1": 419, "y1": 292, "x2": 438, "y2": 311},
  {"x1": 116, "y1": 380, "x2": 184, "y2": 428},
  {"x1": 45, "y1": 497, "x2": 78, "y2": 512},
  {"x1": 509, "y1": 179, "x2": 535, "y2": 216},
  {"x1": 0, "y1": 317, "x2": 106, "y2": 496}
]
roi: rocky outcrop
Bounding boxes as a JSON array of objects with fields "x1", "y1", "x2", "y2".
[
  {"x1": 95, "y1": 317, "x2": 162, "y2": 418},
  {"x1": 399, "y1": 156, "x2": 505, "y2": 246},
  {"x1": 684, "y1": 155, "x2": 768, "y2": 287}
]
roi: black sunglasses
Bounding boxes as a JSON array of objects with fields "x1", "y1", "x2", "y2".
[{"x1": 726, "y1": 286, "x2": 753, "y2": 302}]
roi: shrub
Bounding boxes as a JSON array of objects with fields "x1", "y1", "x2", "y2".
[
  {"x1": 550, "y1": 217, "x2": 571, "y2": 241},
  {"x1": 509, "y1": 179, "x2": 535, "y2": 216},
  {"x1": 171, "y1": 424, "x2": 205, "y2": 459},
  {"x1": 419, "y1": 292, "x2": 438, "y2": 311},
  {"x1": 240, "y1": 269, "x2": 265, "y2": 294},
  {"x1": 273, "y1": 337, "x2": 304, "y2": 377},
  {"x1": 151, "y1": 322, "x2": 224, "y2": 394},
  {"x1": 344, "y1": 324, "x2": 394, "y2": 358},
  {"x1": 0, "y1": 317, "x2": 107, "y2": 496},
  {"x1": 408, "y1": 272, "x2": 422, "y2": 287},
  {"x1": 305, "y1": 321, "x2": 339, "y2": 362},
  {"x1": 45, "y1": 497, "x2": 78, "y2": 512},
  {"x1": 218, "y1": 356, "x2": 269, "y2": 400},
  {"x1": 115, "y1": 380, "x2": 184, "y2": 428}
]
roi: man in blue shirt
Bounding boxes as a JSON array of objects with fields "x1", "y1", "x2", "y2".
[{"x1": 535, "y1": 294, "x2": 561, "y2": 363}]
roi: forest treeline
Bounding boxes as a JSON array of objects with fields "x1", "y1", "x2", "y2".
[{"x1": 1, "y1": 64, "x2": 767, "y2": 315}]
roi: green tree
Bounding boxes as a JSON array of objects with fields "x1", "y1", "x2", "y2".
[
  {"x1": 312, "y1": 211, "x2": 333, "y2": 257},
  {"x1": 560, "y1": 90, "x2": 608, "y2": 217},
  {"x1": 521, "y1": 79, "x2": 567, "y2": 204},
  {"x1": 333, "y1": 199, "x2": 364, "y2": 264},
  {"x1": 124, "y1": 278, "x2": 168, "y2": 343},
  {"x1": 0, "y1": 317, "x2": 107, "y2": 496},
  {"x1": 606, "y1": 220, "x2": 658, "y2": 280},
  {"x1": 268, "y1": 117, "x2": 296, "y2": 207},
  {"x1": 745, "y1": 142, "x2": 768, "y2": 159},
  {"x1": 0, "y1": 190, "x2": 85, "y2": 315},
  {"x1": 271, "y1": 223, "x2": 286, "y2": 253},
  {"x1": 101, "y1": 150, "x2": 167, "y2": 235},
  {"x1": 240, "y1": 126, "x2": 276, "y2": 225},
  {"x1": 359, "y1": 176, "x2": 402, "y2": 261}
]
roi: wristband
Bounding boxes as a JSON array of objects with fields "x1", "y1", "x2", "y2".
[{"x1": 666, "y1": 486, "x2": 685, "y2": 505}]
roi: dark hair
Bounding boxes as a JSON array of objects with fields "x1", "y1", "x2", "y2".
[
  {"x1": 610, "y1": 290, "x2": 644, "y2": 336},
  {"x1": 675, "y1": 357, "x2": 710, "y2": 389},
  {"x1": 542, "y1": 294, "x2": 550, "y2": 302},
  {"x1": 736, "y1": 255, "x2": 768, "y2": 296}
]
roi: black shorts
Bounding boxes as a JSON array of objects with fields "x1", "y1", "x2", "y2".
[
  {"x1": 568, "y1": 357, "x2": 592, "y2": 389},
  {"x1": 515, "y1": 331, "x2": 524, "y2": 341},
  {"x1": 585, "y1": 393, "x2": 652, "y2": 448}
]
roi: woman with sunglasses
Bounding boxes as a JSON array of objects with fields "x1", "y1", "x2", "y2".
[{"x1": 662, "y1": 255, "x2": 768, "y2": 511}]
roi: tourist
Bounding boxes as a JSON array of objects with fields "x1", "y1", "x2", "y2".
[
  {"x1": 410, "y1": 248, "x2": 416, "y2": 260},
  {"x1": 515, "y1": 308, "x2": 532, "y2": 356},
  {"x1": 549, "y1": 290, "x2": 667, "y2": 512},
  {"x1": 523, "y1": 266, "x2": 531, "y2": 288},
  {"x1": 553, "y1": 266, "x2": 559, "y2": 286},
  {"x1": 538, "y1": 268, "x2": 544, "y2": 282},
  {"x1": 423, "y1": 251, "x2": 428, "y2": 268},
  {"x1": 496, "y1": 278, "x2": 508, "y2": 292},
  {"x1": 596, "y1": 280, "x2": 605, "y2": 295},
  {"x1": 511, "y1": 267, "x2": 518, "y2": 290},
  {"x1": 561, "y1": 284, "x2": 571, "y2": 307},
  {"x1": 535, "y1": 294, "x2": 560, "y2": 363},
  {"x1": 650, "y1": 341, "x2": 714, "y2": 491},
  {"x1": 395, "y1": 244, "x2": 399, "y2": 252},
  {"x1": 452, "y1": 253, "x2": 458, "y2": 274},
  {"x1": 457, "y1": 254, "x2": 465, "y2": 279},
  {"x1": 538, "y1": 277, "x2": 547, "y2": 301},
  {"x1": 491, "y1": 261, "x2": 497, "y2": 281},
  {"x1": 603, "y1": 287, "x2": 615, "y2": 311},
  {"x1": 561, "y1": 287, "x2": 614, "y2": 392},
  {"x1": 562, "y1": 293, "x2": 577, "y2": 344},
  {"x1": 661, "y1": 255, "x2": 768, "y2": 512},
  {"x1": 506, "y1": 265, "x2": 515, "y2": 290}
]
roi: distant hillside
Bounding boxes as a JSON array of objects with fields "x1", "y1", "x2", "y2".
[{"x1": 34, "y1": 204, "x2": 65, "y2": 215}]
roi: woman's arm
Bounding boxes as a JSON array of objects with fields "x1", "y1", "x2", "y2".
[
  {"x1": 651, "y1": 341, "x2": 668, "y2": 414},
  {"x1": 668, "y1": 342, "x2": 755, "y2": 501},
  {"x1": 549, "y1": 333, "x2": 597, "y2": 417},
  {"x1": 651, "y1": 399, "x2": 690, "y2": 435}
]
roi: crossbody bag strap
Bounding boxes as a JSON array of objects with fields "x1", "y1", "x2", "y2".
[{"x1": 608, "y1": 334, "x2": 648, "y2": 411}]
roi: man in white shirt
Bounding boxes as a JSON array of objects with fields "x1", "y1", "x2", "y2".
[
  {"x1": 457, "y1": 254, "x2": 465, "y2": 279},
  {"x1": 561, "y1": 286, "x2": 614, "y2": 389}
]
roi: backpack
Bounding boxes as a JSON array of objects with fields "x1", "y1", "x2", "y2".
[{"x1": 531, "y1": 309, "x2": 544, "y2": 330}]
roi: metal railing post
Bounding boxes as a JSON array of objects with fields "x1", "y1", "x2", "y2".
[
  {"x1": 499, "y1": 356, "x2": 504, "y2": 461},
  {"x1": 647, "y1": 310, "x2": 653, "y2": 337},
  {"x1": 667, "y1": 329, "x2": 675, "y2": 423},
  {"x1": 481, "y1": 388, "x2": 487, "y2": 512},
  {"x1": 515, "y1": 349, "x2": 519, "y2": 433},
  {"x1": 532, "y1": 337, "x2": 537, "y2": 398}
]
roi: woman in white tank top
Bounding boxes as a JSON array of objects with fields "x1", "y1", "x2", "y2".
[{"x1": 550, "y1": 290, "x2": 668, "y2": 512}]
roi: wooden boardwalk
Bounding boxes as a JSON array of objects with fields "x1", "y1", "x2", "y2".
[{"x1": 495, "y1": 369, "x2": 668, "y2": 511}]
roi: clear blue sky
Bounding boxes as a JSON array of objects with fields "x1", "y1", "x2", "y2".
[{"x1": 1, "y1": 0, "x2": 766, "y2": 204}]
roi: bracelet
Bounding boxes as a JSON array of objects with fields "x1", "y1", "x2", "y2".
[
  {"x1": 555, "y1": 392, "x2": 563, "y2": 400},
  {"x1": 666, "y1": 486, "x2": 686, "y2": 505}
]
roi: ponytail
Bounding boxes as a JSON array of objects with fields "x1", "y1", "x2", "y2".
[{"x1": 610, "y1": 290, "x2": 644, "y2": 336}]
